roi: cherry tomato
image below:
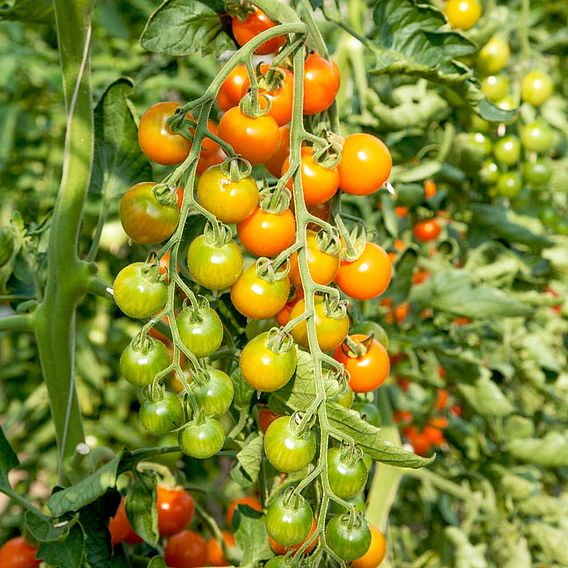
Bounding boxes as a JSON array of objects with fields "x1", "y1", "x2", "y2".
[
  {"x1": 275, "y1": 288, "x2": 304, "y2": 327},
  {"x1": 282, "y1": 146, "x2": 339, "y2": 205},
  {"x1": 520, "y1": 120, "x2": 554, "y2": 153},
  {"x1": 521, "y1": 70, "x2": 553, "y2": 107},
  {"x1": 179, "y1": 417, "x2": 225, "y2": 459},
  {"x1": 176, "y1": 305, "x2": 223, "y2": 358},
  {"x1": 326, "y1": 514, "x2": 371, "y2": 562},
  {"x1": 120, "y1": 336, "x2": 170, "y2": 388},
  {"x1": 336, "y1": 242, "x2": 392, "y2": 300},
  {"x1": 113, "y1": 262, "x2": 167, "y2": 319},
  {"x1": 187, "y1": 234, "x2": 243, "y2": 291},
  {"x1": 269, "y1": 518, "x2": 318, "y2": 555},
  {"x1": 197, "y1": 164, "x2": 259, "y2": 224},
  {"x1": 493, "y1": 135, "x2": 521, "y2": 166},
  {"x1": 157, "y1": 486, "x2": 195, "y2": 537},
  {"x1": 165, "y1": 530, "x2": 208, "y2": 568},
  {"x1": 481, "y1": 74, "x2": 509, "y2": 102},
  {"x1": 258, "y1": 407, "x2": 282, "y2": 432},
  {"x1": 193, "y1": 369, "x2": 234, "y2": 418},
  {"x1": 303, "y1": 54, "x2": 340, "y2": 115},
  {"x1": 265, "y1": 125, "x2": 291, "y2": 177},
  {"x1": 351, "y1": 525, "x2": 387, "y2": 568},
  {"x1": 232, "y1": 8, "x2": 285, "y2": 55},
  {"x1": 436, "y1": 389, "x2": 449, "y2": 411},
  {"x1": 266, "y1": 492, "x2": 313, "y2": 547},
  {"x1": 0, "y1": 537, "x2": 40, "y2": 568},
  {"x1": 424, "y1": 179, "x2": 437, "y2": 199},
  {"x1": 139, "y1": 392, "x2": 184, "y2": 436},
  {"x1": 352, "y1": 401, "x2": 382, "y2": 428},
  {"x1": 197, "y1": 146, "x2": 226, "y2": 176},
  {"x1": 339, "y1": 134, "x2": 392, "y2": 195},
  {"x1": 327, "y1": 447, "x2": 368, "y2": 499},
  {"x1": 227, "y1": 496, "x2": 263, "y2": 527},
  {"x1": 109, "y1": 498, "x2": 142, "y2": 546},
  {"x1": 444, "y1": 0, "x2": 481, "y2": 30},
  {"x1": 476, "y1": 36, "x2": 510, "y2": 75},
  {"x1": 404, "y1": 426, "x2": 433, "y2": 456},
  {"x1": 207, "y1": 531, "x2": 236, "y2": 566},
  {"x1": 240, "y1": 331, "x2": 297, "y2": 392},
  {"x1": 289, "y1": 296, "x2": 350, "y2": 352},
  {"x1": 237, "y1": 207, "x2": 296, "y2": 257},
  {"x1": 217, "y1": 64, "x2": 249, "y2": 111},
  {"x1": 218, "y1": 107, "x2": 279, "y2": 165},
  {"x1": 265, "y1": 557, "x2": 288, "y2": 568},
  {"x1": 466, "y1": 132, "x2": 492, "y2": 156},
  {"x1": 495, "y1": 171, "x2": 522, "y2": 198},
  {"x1": 479, "y1": 159, "x2": 499, "y2": 185},
  {"x1": 413, "y1": 219, "x2": 442, "y2": 242},
  {"x1": 288, "y1": 231, "x2": 339, "y2": 287},
  {"x1": 264, "y1": 416, "x2": 316, "y2": 473},
  {"x1": 523, "y1": 158, "x2": 552, "y2": 186}
]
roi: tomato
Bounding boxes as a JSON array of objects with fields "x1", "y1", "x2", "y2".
[
  {"x1": 264, "y1": 415, "x2": 316, "y2": 473},
  {"x1": 339, "y1": 134, "x2": 392, "y2": 195},
  {"x1": 331, "y1": 383, "x2": 354, "y2": 408},
  {"x1": 404, "y1": 426, "x2": 433, "y2": 456},
  {"x1": 493, "y1": 135, "x2": 521, "y2": 166},
  {"x1": 265, "y1": 125, "x2": 291, "y2": 177},
  {"x1": 0, "y1": 537, "x2": 39, "y2": 568},
  {"x1": 436, "y1": 388, "x2": 449, "y2": 411},
  {"x1": 303, "y1": 54, "x2": 340, "y2": 115},
  {"x1": 193, "y1": 369, "x2": 234, "y2": 418},
  {"x1": 197, "y1": 164, "x2": 259, "y2": 224},
  {"x1": 495, "y1": 171, "x2": 522, "y2": 198},
  {"x1": 218, "y1": 107, "x2": 279, "y2": 165},
  {"x1": 265, "y1": 557, "x2": 288, "y2": 568},
  {"x1": 479, "y1": 159, "x2": 499, "y2": 185},
  {"x1": 269, "y1": 518, "x2": 318, "y2": 555},
  {"x1": 329, "y1": 494, "x2": 366, "y2": 515},
  {"x1": 523, "y1": 158, "x2": 552, "y2": 186},
  {"x1": 230, "y1": 264, "x2": 291, "y2": 320},
  {"x1": 275, "y1": 288, "x2": 304, "y2": 327},
  {"x1": 207, "y1": 531, "x2": 236, "y2": 566},
  {"x1": 334, "y1": 334, "x2": 390, "y2": 393},
  {"x1": 480, "y1": 74, "x2": 509, "y2": 102},
  {"x1": 266, "y1": 491, "x2": 314, "y2": 547},
  {"x1": 521, "y1": 70, "x2": 553, "y2": 106},
  {"x1": 424, "y1": 179, "x2": 437, "y2": 199},
  {"x1": 336, "y1": 242, "x2": 392, "y2": 300},
  {"x1": 227, "y1": 496, "x2": 263, "y2": 527},
  {"x1": 282, "y1": 146, "x2": 339, "y2": 205},
  {"x1": 109, "y1": 498, "x2": 142, "y2": 546},
  {"x1": 289, "y1": 296, "x2": 350, "y2": 352},
  {"x1": 327, "y1": 447, "x2": 368, "y2": 499},
  {"x1": 240, "y1": 331, "x2": 297, "y2": 392},
  {"x1": 197, "y1": 146, "x2": 226, "y2": 177},
  {"x1": 217, "y1": 64, "x2": 249, "y2": 111},
  {"x1": 176, "y1": 304, "x2": 223, "y2": 358},
  {"x1": 352, "y1": 525, "x2": 387, "y2": 568},
  {"x1": 165, "y1": 530, "x2": 208, "y2": 568},
  {"x1": 232, "y1": 8, "x2": 285, "y2": 55},
  {"x1": 413, "y1": 219, "x2": 442, "y2": 242},
  {"x1": 119, "y1": 336, "x2": 170, "y2": 388},
  {"x1": 258, "y1": 407, "x2": 281, "y2": 433},
  {"x1": 139, "y1": 391, "x2": 184, "y2": 436},
  {"x1": 237, "y1": 207, "x2": 296, "y2": 257},
  {"x1": 187, "y1": 234, "x2": 243, "y2": 291},
  {"x1": 476, "y1": 36, "x2": 510, "y2": 75},
  {"x1": 288, "y1": 230, "x2": 339, "y2": 287},
  {"x1": 520, "y1": 120, "x2": 554, "y2": 153},
  {"x1": 444, "y1": 0, "x2": 481, "y2": 30},
  {"x1": 157, "y1": 486, "x2": 194, "y2": 537},
  {"x1": 179, "y1": 417, "x2": 225, "y2": 459},
  {"x1": 326, "y1": 514, "x2": 372, "y2": 562},
  {"x1": 352, "y1": 401, "x2": 382, "y2": 428},
  {"x1": 113, "y1": 262, "x2": 167, "y2": 319}
]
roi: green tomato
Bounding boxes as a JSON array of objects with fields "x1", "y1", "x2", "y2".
[
  {"x1": 120, "y1": 336, "x2": 170, "y2": 388},
  {"x1": 139, "y1": 392, "x2": 185, "y2": 436},
  {"x1": 325, "y1": 514, "x2": 372, "y2": 562},
  {"x1": 479, "y1": 159, "x2": 500, "y2": 185},
  {"x1": 520, "y1": 120, "x2": 554, "y2": 153},
  {"x1": 467, "y1": 132, "x2": 492, "y2": 156},
  {"x1": 327, "y1": 447, "x2": 368, "y2": 500},
  {"x1": 176, "y1": 305, "x2": 223, "y2": 358},
  {"x1": 328, "y1": 493, "x2": 366, "y2": 515},
  {"x1": 556, "y1": 217, "x2": 568, "y2": 236},
  {"x1": 470, "y1": 114, "x2": 492, "y2": 133},
  {"x1": 178, "y1": 417, "x2": 225, "y2": 459},
  {"x1": 264, "y1": 416, "x2": 316, "y2": 473},
  {"x1": 477, "y1": 36, "x2": 510, "y2": 75},
  {"x1": 266, "y1": 491, "x2": 313, "y2": 547},
  {"x1": 352, "y1": 401, "x2": 382, "y2": 428},
  {"x1": 521, "y1": 70, "x2": 553, "y2": 107},
  {"x1": 495, "y1": 95, "x2": 518, "y2": 113},
  {"x1": 493, "y1": 136, "x2": 521, "y2": 166},
  {"x1": 481, "y1": 74, "x2": 509, "y2": 102},
  {"x1": 539, "y1": 206, "x2": 558, "y2": 227},
  {"x1": 523, "y1": 159, "x2": 552, "y2": 187},
  {"x1": 496, "y1": 171, "x2": 522, "y2": 198},
  {"x1": 193, "y1": 369, "x2": 234, "y2": 418}
]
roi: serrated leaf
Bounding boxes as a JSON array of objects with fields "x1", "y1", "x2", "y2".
[
  {"x1": 458, "y1": 375, "x2": 513, "y2": 417},
  {"x1": 233, "y1": 507, "x2": 272, "y2": 565},
  {"x1": 140, "y1": 0, "x2": 235, "y2": 57},
  {"x1": 0, "y1": 425, "x2": 18, "y2": 482},
  {"x1": 0, "y1": 0, "x2": 53, "y2": 23},
  {"x1": 126, "y1": 472, "x2": 158, "y2": 546},
  {"x1": 24, "y1": 511, "x2": 77, "y2": 543},
  {"x1": 37, "y1": 522, "x2": 85, "y2": 567},
  {"x1": 508, "y1": 432, "x2": 568, "y2": 467},
  {"x1": 231, "y1": 434, "x2": 263, "y2": 488}
]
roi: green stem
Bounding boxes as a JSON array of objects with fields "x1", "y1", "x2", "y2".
[
  {"x1": 519, "y1": 0, "x2": 531, "y2": 60},
  {"x1": 0, "y1": 313, "x2": 34, "y2": 332}
]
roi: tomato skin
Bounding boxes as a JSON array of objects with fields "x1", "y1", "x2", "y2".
[
  {"x1": 339, "y1": 134, "x2": 392, "y2": 195},
  {"x1": 237, "y1": 207, "x2": 296, "y2": 257},
  {"x1": 226, "y1": 496, "x2": 263, "y2": 527},
  {"x1": 157, "y1": 486, "x2": 195, "y2": 537},
  {"x1": 496, "y1": 171, "x2": 522, "y2": 198},
  {"x1": 113, "y1": 263, "x2": 167, "y2": 319},
  {"x1": 476, "y1": 36, "x2": 510, "y2": 75},
  {"x1": 275, "y1": 289, "x2": 303, "y2": 327},
  {"x1": 218, "y1": 107, "x2": 279, "y2": 165},
  {"x1": 193, "y1": 369, "x2": 234, "y2": 418},
  {"x1": 351, "y1": 525, "x2": 387, "y2": 568},
  {"x1": 258, "y1": 407, "x2": 282, "y2": 432},
  {"x1": 481, "y1": 74, "x2": 509, "y2": 102},
  {"x1": 207, "y1": 531, "x2": 236, "y2": 566},
  {"x1": 282, "y1": 147, "x2": 339, "y2": 205},
  {"x1": 493, "y1": 135, "x2": 521, "y2": 166},
  {"x1": 289, "y1": 296, "x2": 350, "y2": 352},
  {"x1": 265, "y1": 557, "x2": 288, "y2": 568},
  {"x1": 269, "y1": 518, "x2": 318, "y2": 555},
  {"x1": 521, "y1": 70, "x2": 553, "y2": 106},
  {"x1": 179, "y1": 417, "x2": 225, "y2": 459},
  {"x1": 327, "y1": 447, "x2": 368, "y2": 499},
  {"x1": 232, "y1": 8, "x2": 285, "y2": 55},
  {"x1": 197, "y1": 146, "x2": 226, "y2": 176},
  {"x1": 334, "y1": 335, "x2": 390, "y2": 393},
  {"x1": 176, "y1": 306, "x2": 223, "y2": 358},
  {"x1": 120, "y1": 337, "x2": 170, "y2": 388},
  {"x1": 413, "y1": 219, "x2": 442, "y2": 242},
  {"x1": 266, "y1": 493, "x2": 314, "y2": 547},
  {"x1": 444, "y1": 0, "x2": 481, "y2": 30},
  {"x1": 265, "y1": 125, "x2": 291, "y2": 177},
  {"x1": 264, "y1": 416, "x2": 316, "y2": 473},
  {"x1": 109, "y1": 498, "x2": 142, "y2": 546},
  {"x1": 326, "y1": 515, "x2": 372, "y2": 562},
  {"x1": 352, "y1": 401, "x2": 382, "y2": 428},
  {"x1": 231, "y1": 264, "x2": 291, "y2": 320},
  {"x1": 165, "y1": 530, "x2": 208, "y2": 568},
  {"x1": 523, "y1": 159, "x2": 552, "y2": 186},
  {"x1": 289, "y1": 231, "x2": 339, "y2": 287},
  {"x1": 0, "y1": 537, "x2": 40, "y2": 568},
  {"x1": 139, "y1": 392, "x2": 184, "y2": 436},
  {"x1": 197, "y1": 164, "x2": 259, "y2": 224},
  {"x1": 217, "y1": 64, "x2": 249, "y2": 111},
  {"x1": 336, "y1": 242, "x2": 392, "y2": 300},
  {"x1": 303, "y1": 54, "x2": 340, "y2": 115},
  {"x1": 520, "y1": 120, "x2": 554, "y2": 153},
  {"x1": 240, "y1": 332, "x2": 297, "y2": 392},
  {"x1": 479, "y1": 159, "x2": 499, "y2": 185}
]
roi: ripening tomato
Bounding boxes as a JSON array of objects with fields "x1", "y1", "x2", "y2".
[
  {"x1": 265, "y1": 125, "x2": 291, "y2": 177},
  {"x1": 197, "y1": 147, "x2": 226, "y2": 176},
  {"x1": 232, "y1": 8, "x2": 285, "y2": 55},
  {"x1": 0, "y1": 536, "x2": 40, "y2": 568},
  {"x1": 481, "y1": 74, "x2": 510, "y2": 102},
  {"x1": 336, "y1": 242, "x2": 392, "y2": 300},
  {"x1": 351, "y1": 525, "x2": 387, "y2": 568},
  {"x1": 207, "y1": 531, "x2": 236, "y2": 566},
  {"x1": 266, "y1": 492, "x2": 313, "y2": 548},
  {"x1": 275, "y1": 288, "x2": 304, "y2": 326},
  {"x1": 404, "y1": 426, "x2": 433, "y2": 456},
  {"x1": 269, "y1": 518, "x2": 318, "y2": 555},
  {"x1": 326, "y1": 514, "x2": 371, "y2": 562},
  {"x1": 424, "y1": 179, "x2": 437, "y2": 199},
  {"x1": 521, "y1": 70, "x2": 553, "y2": 107},
  {"x1": 157, "y1": 486, "x2": 195, "y2": 536},
  {"x1": 226, "y1": 496, "x2": 263, "y2": 527},
  {"x1": 165, "y1": 530, "x2": 208, "y2": 568},
  {"x1": 436, "y1": 388, "x2": 449, "y2": 411},
  {"x1": 282, "y1": 146, "x2": 339, "y2": 205},
  {"x1": 237, "y1": 207, "x2": 296, "y2": 257},
  {"x1": 303, "y1": 54, "x2": 340, "y2": 115},
  {"x1": 339, "y1": 133, "x2": 392, "y2": 195},
  {"x1": 413, "y1": 219, "x2": 442, "y2": 242},
  {"x1": 444, "y1": 0, "x2": 481, "y2": 30},
  {"x1": 334, "y1": 334, "x2": 390, "y2": 393},
  {"x1": 264, "y1": 416, "x2": 316, "y2": 473},
  {"x1": 476, "y1": 36, "x2": 510, "y2": 75},
  {"x1": 139, "y1": 392, "x2": 184, "y2": 436},
  {"x1": 412, "y1": 268, "x2": 431, "y2": 285},
  {"x1": 109, "y1": 498, "x2": 142, "y2": 546},
  {"x1": 258, "y1": 407, "x2": 282, "y2": 433},
  {"x1": 176, "y1": 304, "x2": 223, "y2": 358},
  {"x1": 288, "y1": 230, "x2": 340, "y2": 287},
  {"x1": 217, "y1": 64, "x2": 249, "y2": 111},
  {"x1": 178, "y1": 418, "x2": 225, "y2": 459},
  {"x1": 120, "y1": 335, "x2": 170, "y2": 388}
]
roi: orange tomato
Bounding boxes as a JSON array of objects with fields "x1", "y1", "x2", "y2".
[
  {"x1": 232, "y1": 8, "x2": 286, "y2": 55},
  {"x1": 227, "y1": 496, "x2": 263, "y2": 527},
  {"x1": 288, "y1": 230, "x2": 339, "y2": 287},
  {"x1": 303, "y1": 54, "x2": 341, "y2": 115},
  {"x1": 352, "y1": 525, "x2": 387, "y2": 568},
  {"x1": 217, "y1": 64, "x2": 248, "y2": 111},
  {"x1": 207, "y1": 531, "x2": 236, "y2": 566},
  {"x1": 265, "y1": 125, "x2": 291, "y2": 177},
  {"x1": 413, "y1": 219, "x2": 442, "y2": 242},
  {"x1": 424, "y1": 179, "x2": 437, "y2": 198},
  {"x1": 237, "y1": 207, "x2": 296, "y2": 257}
]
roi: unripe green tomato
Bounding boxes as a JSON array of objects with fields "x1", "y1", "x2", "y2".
[
  {"x1": 265, "y1": 558, "x2": 288, "y2": 568},
  {"x1": 477, "y1": 36, "x2": 510, "y2": 75},
  {"x1": 264, "y1": 416, "x2": 316, "y2": 473},
  {"x1": 467, "y1": 132, "x2": 492, "y2": 156},
  {"x1": 152, "y1": 433, "x2": 184, "y2": 468},
  {"x1": 179, "y1": 417, "x2": 225, "y2": 459},
  {"x1": 266, "y1": 492, "x2": 313, "y2": 547},
  {"x1": 479, "y1": 159, "x2": 500, "y2": 185},
  {"x1": 539, "y1": 206, "x2": 558, "y2": 227},
  {"x1": 481, "y1": 74, "x2": 509, "y2": 102},
  {"x1": 245, "y1": 318, "x2": 277, "y2": 340},
  {"x1": 193, "y1": 369, "x2": 234, "y2": 418},
  {"x1": 176, "y1": 306, "x2": 223, "y2": 358},
  {"x1": 139, "y1": 392, "x2": 185, "y2": 436},
  {"x1": 328, "y1": 493, "x2": 366, "y2": 515},
  {"x1": 352, "y1": 401, "x2": 382, "y2": 428},
  {"x1": 326, "y1": 514, "x2": 372, "y2": 562},
  {"x1": 523, "y1": 159, "x2": 552, "y2": 187},
  {"x1": 496, "y1": 171, "x2": 522, "y2": 198},
  {"x1": 521, "y1": 70, "x2": 553, "y2": 107},
  {"x1": 470, "y1": 114, "x2": 492, "y2": 133},
  {"x1": 493, "y1": 136, "x2": 521, "y2": 166},
  {"x1": 495, "y1": 95, "x2": 518, "y2": 113},
  {"x1": 120, "y1": 337, "x2": 170, "y2": 388},
  {"x1": 520, "y1": 120, "x2": 554, "y2": 153},
  {"x1": 0, "y1": 227, "x2": 14, "y2": 267},
  {"x1": 327, "y1": 447, "x2": 368, "y2": 500}
]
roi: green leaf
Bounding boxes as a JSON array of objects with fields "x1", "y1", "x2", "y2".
[
  {"x1": 231, "y1": 434, "x2": 263, "y2": 488},
  {"x1": 148, "y1": 558, "x2": 168, "y2": 568},
  {"x1": 0, "y1": 425, "x2": 18, "y2": 482},
  {"x1": 37, "y1": 522, "x2": 85, "y2": 567},
  {"x1": 435, "y1": 350, "x2": 483, "y2": 382},
  {"x1": 89, "y1": 78, "x2": 151, "y2": 197},
  {"x1": 140, "y1": 0, "x2": 235, "y2": 57},
  {"x1": 380, "y1": 193, "x2": 398, "y2": 238},
  {"x1": 126, "y1": 472, "x2": 159, "y2": 546},
  {"x1": 458, "y1": 375, "x2": 513, "y2": 417},
  {"x1": 387, "y1": 247, "x2": 418, "y2": 305},
  {"x1": 0, "y1": 0, "x2": 53, "y2": 23},
  {"x1": 231, "y1": 367, "x2": 255, "y2": 410},
  {"x1": 233, "y1": 507, "x2": 272, "y2": 565},
  {"x1": 24, "y1": 511, "x2": 76, "y2": 543},
  {"x1": 391, "y1": 162, "x2": 441, "y2": 184},
  {"x1": 508, "y1": 432, "x2": 568, "y2": 467}
]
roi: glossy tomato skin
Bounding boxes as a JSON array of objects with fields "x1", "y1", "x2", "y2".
[
  {"x1": 265, "y1": 557, "x2": 288, "y2": 568},
  {"x1": 495, "y1": 171, "x2": 522, "y2": 198},
  {"x1": 327, "y1": 447, "x2": 368, "y2": 499},
  {"x1": 326, "y1": 514, "x2": 372, "y2": 562},
  {"x1": 289, "y1": 296, "x2": 349, "y2": 352},
  {"x1": 157, "y1": 486, "x2": 195, "y2": 537},
  {"x1": 217, "y1": 64, "x2": 249, "y2": 111},
  {"x1": 494, "y1": 135, "x2": 521, "y2": 166},
  {"x1": 336, "y1": 242, "x2": 392, "y2": 300},
  {"x1": 113, "y1": 263, "x2": 167, "y2": 319},
  {"x1": 266, "y1": 493, "x2": 314, "y2": 547},
  {"x1": 269, "y1": 518, "x2": 318, "y2": 555},
  {"x1": 477, "y1": 36, "x2": 510, "y2": 75},
  {"x1": 289, "y1": 230, "x2": 339, "y2": 287},
  {"x1": 258, "y1": 407, "x2": 282, "y2": 432},
  {"x1": 275, "y1": 288, "x2": 304, "y2": 327},
  {"x1": 207, "y1": 531, "x2": 236, "y2": 566},
  {"x1": 179, "y1": 417, "x2": 225, "y2": 459},
  {"x1": 0, "y1": 537, "x2": 40, "y2": 568},
  {"x1": 240, "y1": 332, "x2": 297, "y2": 392},
  {"x1": 521, "y1": 70, "x2": 553, "y2": 106},
  {"x1": 165, "y1": 530, "x2": 208, "y2": 568},
  {"x1": 231, "y1": 264, "x2": 291, "y2": 320},
  {"x1": 232, "y1": 8, "x2": 285, "y2": 55},
  {"x1": 351, "y1": 525, "x2": 387, "y2": 568},
  {"x1": 187, "y1": 234, "x2": 243, "y2": 291},
  {"x1": 339, "y1": 134, "x2": 392, "y2": 195},
  {"x1": 303, "y1": 54, "x2": 340, "y2": 115},
  {"x1": 237, "y1": 207, "x2": 296, "y2": 257},
  {"x1": 193, "y1": 369, "x2": 234, "y2": 418},
  {"x1": 282, "y1": 147, "x2": 339, "y2": 205},
  {"x1": 520, "y1": 120, "x2": 553, "y2": 153},
  {"x1": 226, "y1": 496, "x2": 263, "y2": 527},
  {"x1": 176, "y1": 305, "x2": 223, "y2": 358},
  {"x1": 109, "y1": 498, "x2": 142, "y2": 546},
  {"x1": 444, "y1": 0, "x2": 481, "y2": 30},
  {"x1": 218, "y1": 107, "x2": 279, "y2": 165},
  {"x1": 481, "y1": 74, "x2": 509, "y2": 102},
  {"x1": 139, "y1": 392, "x2": 184, "y2": 436},
  {"x1": 120, "y1": 337, "x2": 170, "y2": 388},
  {"x1": 265, "y1": 125, "x2": 291, "y2": 177},
  {"x1": 334, "y1": 335, "x2": 390, "y2": 393},
  {"x1": 119, "y1": 183, "x2": 179, "y2": 244},
  {"x1": 264, "y1": 416, "x2": 316, "y2": 473},
  {"x1": 413, "y1": 219, "x2": 442, "y2": 242},
  {"x1": 523, "y1": 159, "x2": 552, "y2": 186},
  {"x1": 197, "y1": 164, "x2": 259, "y2": 224}
]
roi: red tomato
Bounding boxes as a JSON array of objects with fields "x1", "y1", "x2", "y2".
[
  {"x1": 237, "y1": 207, "x2": 296, "y2": 257},
  {"x1": 157, "y1": 486, "x2": 195, "y2": 536},
  {"x1": 226, "y1": 496, "x2": 263, "y2": 527},
  {"x1": 207, "y1": 531, "x2": 236, "y2": 566},
  {"x1": 412, "y1": 268, "x2": 431, "y2": 285},
  {"x1": 109, "y1": 498, "x2": 142, "y2": 546},
  {"x1": 395, "y1": 206, "x2": 409, "y2": 218},
  {"x1": 303, "y1": 54, "x2": 341, "y2": 115},
  {"x1": 413, "y1": 219, "x2": 442, "y2": 242},
  {"x1": 258, "y1": 407, "x2": 282, "y2": 433},
  {"x1": 265, "y1": 125, "x2": 291, "y2": 177},
  {"x1": 165, "y1": 530, "x2": 208, "y2": 568},
  {"x1": 435, "y1": 389, "x2": 449, "y2": 411},
  {"x1": 217, "y1": 64, "x2": 248, "y2": 111},
  {"x1": 232, "y1": 8, "x2": 286, "y2": 55},
  {"x1": 404, "y1": 426, "x2": 432, "y2": 456},
  {"x1": 275, "y1": 288, "x2": 304, "y2": 326},
  {"x1": 0, "y1": 537, "x2": 40, "y2": 568}
]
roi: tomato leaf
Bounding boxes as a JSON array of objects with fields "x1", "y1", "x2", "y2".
[
  {"x1": 24, "y1": 511, "x2": 77, "y2": 543},
  {"x1": 233, "y1": 507, "x2": 273, "y2": 565},
  {"x1": 126, "y1": 472, "x2": 159, "y2": 546},
  {"x1": 507, "y1": 432, "x2": 568, "y2": 467},
  {"x1": 0, "y1": 425, "x2": 19, "y2": 481},
  {"x1": 148, "y1": 558, "x2": 168, "y2": 568},
  {"x1": 37, "y1": 522, "x2": 86, "y2": 567},
  {"x1": 380, "y1": 192, "x2": 398, "y2": 238},
  {"x1": 387, "y1": 247, "x2": 418, "y2": 305},
  {"x1": 231, "y1": 433, "x2": 263, "y2": 488},
  {"x1": 0, "y1": 0, "x2": 53, "y2": 23},
  {"x1": 458, "y1": 373, "x2": 514, "y2": 417},
  {"x1": 231, "y1": 367, "x2": 255, "y2": 410}
]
